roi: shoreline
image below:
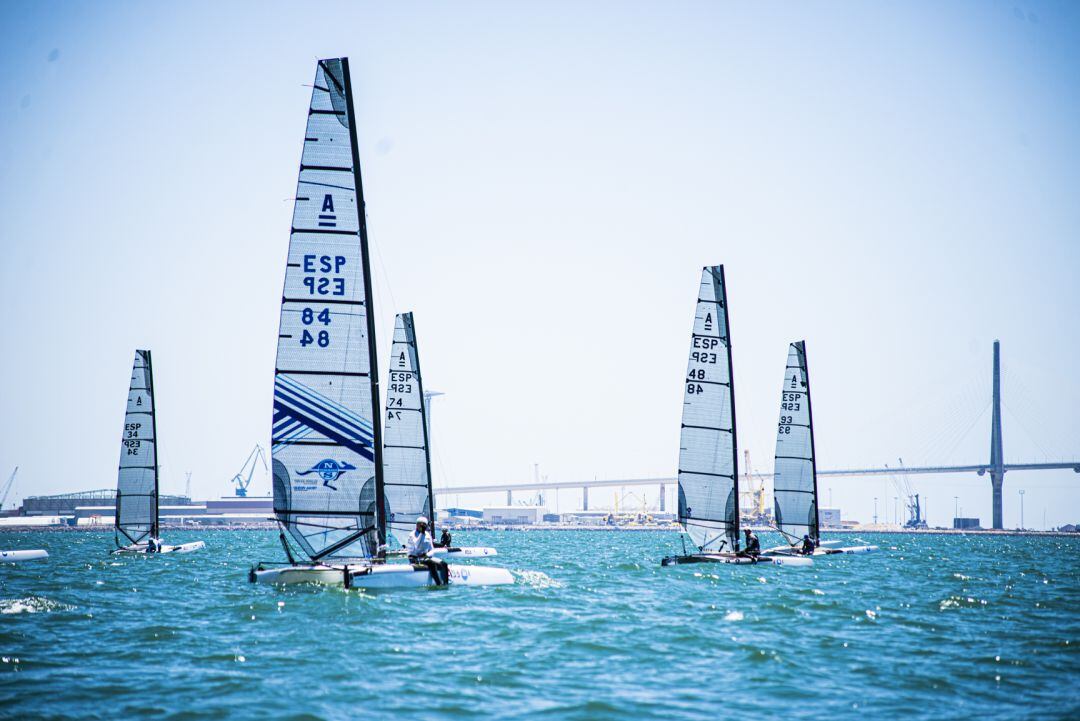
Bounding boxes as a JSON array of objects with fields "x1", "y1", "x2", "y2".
[{"x1": 0, "y1": 523, "x2": 1075, "y2": 538}]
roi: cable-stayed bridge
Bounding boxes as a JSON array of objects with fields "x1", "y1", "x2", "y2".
[{"x1": 434, "y1": 341, "x2": 1080, "y2": 528}]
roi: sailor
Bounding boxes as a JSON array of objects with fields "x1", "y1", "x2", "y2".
[
  {"x1": 799, "y1": 534, "x2": 815, "y2": 555},
  {"x1": 437, "y1": 528, "x2": 452, "y2": 549},
  {"x1": 740, "y1": 528, "x2": 761, "y2": 558},
  {"x1": 147, "y1": 537, "x2": 160, "y2": 554},
  {"x1": 406, "y1": 516, "x2": 449, "y2": 585}
]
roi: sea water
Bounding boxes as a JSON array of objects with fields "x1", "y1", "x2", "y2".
[{"x1": 0, "y1": 529, "x2": 1077, "y2": 720}]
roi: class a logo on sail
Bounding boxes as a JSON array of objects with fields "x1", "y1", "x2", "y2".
[{"x1": 296, "y1": 459, "x2": 356, "y2": 490}]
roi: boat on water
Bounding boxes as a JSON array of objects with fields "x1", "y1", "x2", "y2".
[
  {"x1": 661, "y1": 266, "x2": 811, "y2": 568},
  {"x1": 249, "y1": 57, "x2": 510, "y2": 589},
  {"x1": 0, "y1": 549, "x2": 49, "y2": 563},
  {"x1": 382, "y1": 313, "x2": 496, "y2": 560},
  {"x1": 763, "y1": 341, "x2": 876, "y2": 558},
  {"x1": 113, "y1": 350, "x2": 205, "y2": 555}
]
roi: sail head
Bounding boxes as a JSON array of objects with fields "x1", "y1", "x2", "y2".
[
  {"x1": 773, "y1": 341, "x2": 819, "y2": 542},
  {"x1": 115, "y1": 350, "x2": 158, "y2": 546},
  {"x1": 271, "y1": 57, "x2": 383, "y2": 562},
  {"x1": 677, "y1": 266, "x2": 739, "y2": 552}
]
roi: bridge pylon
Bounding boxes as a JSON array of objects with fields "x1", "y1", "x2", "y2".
[{"x1": 989, "y1": 340, "x2": 1005, "y2": 529}]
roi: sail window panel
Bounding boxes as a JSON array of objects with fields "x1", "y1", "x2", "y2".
[
  {"x1": 383, "y1": 405, "x2": 424, "y2": 447},
  {"x1": 774, "y1": 457, "x2": 816, "y2": 533},
  {"x1": 679, "y1": 426, "x2": 734, "y2": 476},
  {"x1": 298, "y1": 117, "x2": 352, "y2": 158},
  {"x1": 281, "y1": 234, "x2": 365, "y2": 298},
  {"x1": 276, "y1": 305, "x2": 368, "y2": 373},
  {"x1": 291, "y1": 190, "x2": 359, "y2": 234},
  {"x1": 272, "y1": 444, "x2": 374, "y2": 513},
  {"x1": 289, "y1": 514, "x2": 370, "y2": 560},
  {"x1": 679, "y1": 382, "x2": 733, "y2": 430}
]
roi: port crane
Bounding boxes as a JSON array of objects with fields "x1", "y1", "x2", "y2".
[
  {"x1": 232, "y1": 445, "x2": 268, "y2": 497},
  {"x1": 0, "y1": 467, "x2": 17, "y2": 510}
]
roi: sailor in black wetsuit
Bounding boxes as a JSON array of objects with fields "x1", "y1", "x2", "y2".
[
  {"x1": 437, "y1": 528, "x2": 452, "y2": 549},
  {"x1": 799, "y1": 535, "x2": 815, "y2": 555},
  {"x1": 406, "y1": 517, "x2": 449, "y2": 585},
  {"x1": 740, "y1": 529, "x2": 761, "y2": 559}
]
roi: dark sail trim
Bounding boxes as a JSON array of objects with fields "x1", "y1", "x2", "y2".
[
  {"x1": 799, "y1": 340, "x2": 821, "y2": 542},
  {"x1": 717, "y1": 266, "x2": 740, "y2": 547}
]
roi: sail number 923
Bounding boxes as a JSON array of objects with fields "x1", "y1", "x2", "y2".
[{"x1": 781, "y1": 391, "x2": 802, "y2": 412}]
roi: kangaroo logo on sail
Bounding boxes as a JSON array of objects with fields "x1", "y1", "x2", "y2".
[{"x1": 296, "y1": 459, "x2": 356, "y2": 490}]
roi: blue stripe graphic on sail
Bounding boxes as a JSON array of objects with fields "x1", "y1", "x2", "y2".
[
  {"x1": 272, "y1": 376, "x2": 374, "y2": 461},
  {"x1": 276, "y1": 375, "x2": 374, "y2": 435}
]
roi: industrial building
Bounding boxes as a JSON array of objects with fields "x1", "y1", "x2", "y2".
[{"x1": 23, "y1": 489, "x2": 194, "y2": 516}]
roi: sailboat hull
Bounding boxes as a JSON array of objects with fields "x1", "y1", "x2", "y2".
[
  {"x1": 763, "y1": 544, "x2": 878, "y2": 557},
  {"x1": 251, "y1": 562, "x2": 514, "y2": 588},
  {"x1": 0, "y1": 549, "x2": 49, "y2": 562},
  {"x1": 662, "y1": 553, "x2": 813, "y2": 567},
  {"x1": 114, "y1": 541, "x2": 205, "y2": 555},
  {"x1": 386, "y1": 546, "x2": 497, "y2": 559}
]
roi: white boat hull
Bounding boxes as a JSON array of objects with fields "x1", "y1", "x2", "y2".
[
  {"x1": 0, "y1": 549, "x2": 49, "y2": 562},
  {"x1": 663, "y1": 552, "x2": 812, "y2": 567},
  {"x1": 114, "y1": 541, "x2": 205, "y2": 555},
  {"x1": 386, "y1": 546, "x2": 498, "y2": 559},
  {"x1": 764, "y1": 544, "x2": 878, "y2": 557},
  {"x1": 251, "y1": 562, "x2": 514, "y2": 588}
]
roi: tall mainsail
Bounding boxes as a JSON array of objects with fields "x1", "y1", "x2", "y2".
[
  {"x1": 115, "y1": 350, "x2": 158, "y2": 546},
  {"x1": 382, "y1": 312, "x2": 435, "y2": 549},
  {"x1": 773, "y1": 341, "x2": 819, "y2": 543},
  {"x1": 271, "y1": 57, "x2": 385, "y2": 562},
  {"x1": 677, "y1": 266, "x2": 740, "y2": 552}
]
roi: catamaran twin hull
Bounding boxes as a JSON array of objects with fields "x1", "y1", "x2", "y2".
[
  {"x1": 661, "y1": 553, "x2": 813, "y2": 567},
  {"x1": 764, "y1": 544, "x2": 879, "y2": 557},
  {"x1": 0, "y1": 549, "x2": 49, "y2": 562},
  {"x1": 250, "y1": 562, "x2": 514, "y2": 588},
  {"x1": 113, "y1": 541, "x2": 206, "y2": 555},
  {"x1": 386, "y1": 546, "x2": 497, "y2": 559}
]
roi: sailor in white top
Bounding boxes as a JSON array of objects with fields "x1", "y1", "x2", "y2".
[{"x1": 406, "y1": 516, "x2": 448, "y2": 585}]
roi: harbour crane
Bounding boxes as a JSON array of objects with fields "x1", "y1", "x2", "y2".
[
  {"x1": 1, "y1": 467, "x2": 18, "y2": 511},
  {"x1": 232, "y1": 445, "x2": 268, "y2": 497}
]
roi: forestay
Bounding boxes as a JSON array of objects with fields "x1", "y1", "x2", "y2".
[
  {"x1": 115, "y1": 350, "x2": 158, "y2": 546},
  {"x1": 382, "y1": 312, "x2": 434, "y2": 549},
  {"x1": 677, "y1": 266, "x2": 740, "y2": 552},
  {"x1": 773, "y1": 341, "x2": 819, "y2": 543},
  {"x1": 271, "y1": 57, "x2": 385, "y2": 562}
]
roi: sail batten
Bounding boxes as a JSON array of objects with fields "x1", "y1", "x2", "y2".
[
  {"x1": 677, "y1": 266, "x2": 740, "y2": 552},
  {"x1": 773, "y1": 341, "x2": 820, "y2": 543},
  {"x1": 115, "y1": 350, "x2": 158, "y2": 546},
  {"x1": 382, "y1": 313, "x2": 435, "y2": 550},
  {"x1": 271, "y1": 57, "x2": 384, "y2": 562}
]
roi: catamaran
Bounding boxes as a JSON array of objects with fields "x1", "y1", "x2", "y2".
[
  {"x1": 661, "y1": 266, "x2": 811, "y2": 568},
  {"x1": 383, "y1": 312, "x2": 496, "y2": 559},
  {"x1": 249, "y1": 57, "x2": 510, "y2": 588},
  {"x1": 113, "y1": 350, "x2": 204, "y2": 555},
  {"x1": 764, "y1": 341, "x2": 876, "y2": 557},
  {"x1": 0, "y1": 549, "x2": 48, "y2": 562}
]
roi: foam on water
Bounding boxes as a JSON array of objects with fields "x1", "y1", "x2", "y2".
[{"x1": 0, "y1": 529, "x2": 1077, "y2": 720}]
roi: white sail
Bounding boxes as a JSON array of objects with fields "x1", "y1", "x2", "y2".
[
  {"x1": 677, "y1": 266, "x2": 739, "y2": 552},
  {"x1": 271, "y1": 57, "x2": 385, "y2": 562},
  {"x1": 773, "y1": 341, "x2": 819, "y2": 542},
  {"x1": 115, "y1": 350, "x2": 157, "y2": 546},
  {"x1": 382, "y1": 312, "x2": 434, "y2": 549}
]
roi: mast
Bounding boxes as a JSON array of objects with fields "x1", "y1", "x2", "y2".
[
  {"x1": 719, "y1": 265, "x2": 740, "y2": 547},
  {"x1": 411, "y1": 315, "x2": 436, "y2": 536},
  {"x1": 146, "y1": 350, "x2": 159, "y2": 538},
  {"x1": 801, "y1": 342, "x2": 820, "y2": 542},
  {"x1": 341, "y1": 57, "x2": 386, "y2": 548}
]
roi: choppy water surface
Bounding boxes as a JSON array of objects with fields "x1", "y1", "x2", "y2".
[{"x1": 1, "y1": 529, "x2": 1077, "y2": 720}]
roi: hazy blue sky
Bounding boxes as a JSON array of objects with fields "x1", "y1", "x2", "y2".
[{"x1": 2, "y1": 1, "x2": 1078, "y2": 527}]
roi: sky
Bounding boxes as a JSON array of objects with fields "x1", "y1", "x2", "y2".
[{"x1": 1, "y1": 1, "x2": 1078, "y2": 528}]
